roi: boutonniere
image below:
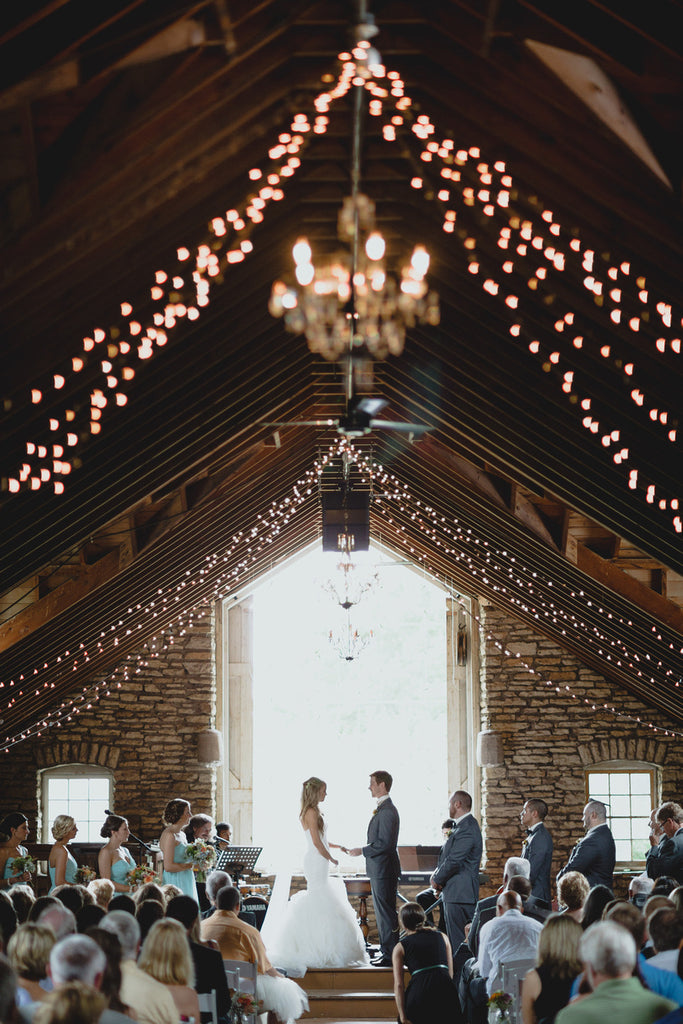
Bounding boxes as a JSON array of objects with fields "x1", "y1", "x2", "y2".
[
  {"x1": 446, "y1": 828, "x2": 454, "y2": 837},
  {"x1": 372, "y1": 808, "x2": 378, "y2": 815}
]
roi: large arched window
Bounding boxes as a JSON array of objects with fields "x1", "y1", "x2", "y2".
[
  {"x1": 40, "y1": 764, "x2": 113, "y2": 842},
  {"x1": 586, "y1": 760, "x2": 659, "y2": 866}
]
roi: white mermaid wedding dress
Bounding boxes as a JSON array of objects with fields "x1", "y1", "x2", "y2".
[{"x1": 261, "y1": 826, "x2": 370, "y2": 976}]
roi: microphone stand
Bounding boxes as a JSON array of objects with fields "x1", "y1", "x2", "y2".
[{"x1": 105, "y1": 810, "x2": 153, "y2": 860}]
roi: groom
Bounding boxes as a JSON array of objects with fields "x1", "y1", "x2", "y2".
[{"x1": 348, "y1": 770, "x2": 401, "y2": 967}]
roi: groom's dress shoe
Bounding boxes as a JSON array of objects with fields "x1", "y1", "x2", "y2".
[{"x1": 371, "y1": 956, "x2": 392, "y2": 967}]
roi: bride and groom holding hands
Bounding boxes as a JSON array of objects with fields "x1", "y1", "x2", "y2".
[{"x1": 263, "y1": 769, "x2": 401, "y2": 973}]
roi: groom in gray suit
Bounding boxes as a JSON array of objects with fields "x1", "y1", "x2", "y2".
[
  {"x1": 348, "y1": 770, "x2": 401, "y2": 967},
  {"x1": 430, "y1": 790, "x2": 482, "y2": 950}
]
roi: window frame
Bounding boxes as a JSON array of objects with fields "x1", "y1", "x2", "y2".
[
  {"x1": 40, "y1": 763, "x2": 114, "y2": 843},
  {"x1": 585, "y1": 760, "x2": 659, "y2": 869}
]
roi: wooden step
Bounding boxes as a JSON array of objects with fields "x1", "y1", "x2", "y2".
[
  {"x1": 303, "y1": 989, "x2": 396, "y2": 1019},
  {"x1": 296, "y1": 967, "x2": 396, "y2": 992}
]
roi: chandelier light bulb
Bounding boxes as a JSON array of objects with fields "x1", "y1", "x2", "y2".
[
  {"x1": 365, "y1": 232, "x2": 386, "y2": 260},
  {"x1": 411, "y1": 245, "x2": 430, "y2": 277},
  {"x1": 292, "y1": 238, "x2": 312, "y2": 265},
  {"x1": 295, "y1": 262, "x2": 315, "y2": 286}
]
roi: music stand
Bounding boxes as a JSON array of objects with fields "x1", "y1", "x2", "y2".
[{"x1": 215, "y1": 846, "x2": 262, "y2": 884}]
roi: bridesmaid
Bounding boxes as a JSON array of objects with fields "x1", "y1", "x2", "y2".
[
  {"x1": 48, "y1": 815, "x2": 79, "y2": 892},
  {"x1": 159, "y1": 799, "x2": 197, "y2": 901},
  {"x1": 98, "y1": 813, "x2": 136, "y2": 893},
  {"x1": 0, "y1": 812, "x2": 32, "y2": 890}
]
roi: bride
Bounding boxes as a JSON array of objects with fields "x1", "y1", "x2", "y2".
[{"x1": 262, "y1": 776, "x2": 370, "y2": 975}]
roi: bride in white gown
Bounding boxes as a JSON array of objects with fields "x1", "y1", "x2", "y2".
[{"x1": 262, "y1": 776, "x2": 370, "y2": 975}]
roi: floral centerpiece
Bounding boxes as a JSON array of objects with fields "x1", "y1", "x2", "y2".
[
  {"x1": 127, "y1": 863, "x2": 157, "y2": 889},
  {"x1": 228, "y1": 990, "x2": 262, "y2": 1023},
  {"x1": 488, "y1": 991, "x2": 513, "y2": 1024},
  {"x1": 74, "y1": 866, "x2": 96, "y2": 885},
  {"x1": 186, "y1": 839, "x2": 216, "y2": 882},
  {"x1": 9, "y1": 854, "x2": 36, "y2": 877}
]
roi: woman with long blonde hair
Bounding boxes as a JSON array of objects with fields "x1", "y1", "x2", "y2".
[
  {"x1": 138, "y1": 918, "x2": 200, "y2": 1023},
  {"x1": 263, "y1": 775, "x2": 369, "y2": 975}
]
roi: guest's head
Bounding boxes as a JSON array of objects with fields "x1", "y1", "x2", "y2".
[
  {"x1": 7, "y1": 923, "x2": 55, "y2": 981},
  {"x1": 0, "y1": 953, "x2": 17, "y2": 1023},
  {"x1": 85, "y1": 927, "x2": 126, "y2": 1012},
  {"x1": 0, "y1": 812, "x2": 29, "y2": 843},
  {"x1": 28, "y1": 896, "x2": 60, "y2": 922},
  {"x1": 507, "y1": 876, "x2": 531, "y2": 901},
  {"x1": 49, "y1": 933, "x2": 105, "y2": 986},
  {"x1": 604, "y1": 901, "x2": 647, "y2": 950},
  {"x1": 216, "y1": 886, "x2": 241, "y2": 913},
  {"x1": 648, "y1": 907, "x2": 683, "y2": 953},
  {"x1": 652, "y1": 876, "x2": 679, "y2": 897},
  {"x1": 503, "y1": 857, "x2": 530, "y2": 885},
  {"x1": 496, "y1": 891, "x2": 523, "y2": 916},
  {"x1": 37, "y1": 903, "x2": 77, "y2": 941},
  {"x1": 160, "y1": 884, "x2": 182, "y2": 905},
  {"x1": 138, "y1": 918, "x2": 195, "y2": 988},
  {"x1": 535, "y1": 914, "x2": 582, "y2": 977},
  {"x1": 655, "y1": 802, "x2": 683, "y2": 839},
  {"x1": 107, "y1": 894, "x2": 135, "y2": 916},
  {"x1": 100, "y1": 910, "x2": 140, "y2": 961},
  {"x1": 8, "y1": 884, "x2": 35, "y2": 924},
  {"x1": 643, "y1": 895, "x2": 673, "y2": 935},
  {"x1": 371, "y1": 771, "x2": 393, "y2": 796},
  {"x1": 0, "y1": 900, "x2": 17, "y2": 948},
  {"x1": 558, "y1": 871, "x2": 590, "y2": 913},
  {"x1": 87, "y1": 879, "x2": 114, "y2": 910},
  {"x1": 33, "y1": 979, "x2": 106, "y2": 1024},
  {"x1": 136, "y1": 899, "x2": 164, "y2": 943},
  {"x1": 51, "y1": 884, "x2": 84, "y2": 917},
  {"x1": 581, "y1": 885, "x2": 614, "y2": 929},
  {"x1": 628, "y1": 875, "x2": 654, "y2": 909},
  {"x1": 133, "y1": 883, "x2": 164, "y2": 907},
  {"x1": 399, "y1": 902, "x2": 427, "y2": 932},
  {"x1": 216, "y1": 822, "x2": 232, "y2": 843},
  {"x1": 520, "y1": 799, "x2": 549, "y2": 828},
  {"x1": 76, "y1": 905, "x2": 105, "y2": 933},
  {"x1": 669, "y1": 886, "x2": 683, "y2": 912},
  {"x1": 579, "y1": 921, "x2": 636, "y2": 982},
  {"x1": 166, "y1": 895, "x2": 201, "y2": 933},
  {"x1": 162, "y1": 799, "x2": 191, "y2": 827},
  {"x1": 186, "y1": 814, "x2": 213, "y2": 842},
  {"x1": 99, "y1": 814, "x2": 128, "y2": 841},
  {"x1": 50, "y1": 815, "x2": 77, "y2": 842},
  {"x1": 206, "y1": 870, "x2": 232, "y2": 906},
  {"x1": 582, "y1": 800, "x2": 608, "y2": 831}
]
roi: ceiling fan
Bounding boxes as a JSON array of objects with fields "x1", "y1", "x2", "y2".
[{"x1": 263, "y1": 391, "x2": 430, "y2": 440}]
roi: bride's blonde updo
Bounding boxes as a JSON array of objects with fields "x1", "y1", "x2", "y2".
[{"x1": 300, "y1": 777, "x2": 325, "y2": 834}]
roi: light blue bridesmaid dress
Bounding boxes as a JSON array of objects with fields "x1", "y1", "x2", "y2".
[
  {"x1": 110, "y1": 847, "x2": 136, "y2": 889},
  {"x1": 162, "y1": 838, "x2": 198, "y2": 900},
  {"x1": 48, "y1": 847, "x2": 79, "y2": 892}
]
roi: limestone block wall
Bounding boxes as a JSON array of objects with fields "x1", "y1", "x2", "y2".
[
  {"x1": 0, "y1": 605, "x2": 217, "y2": 842},
  {"x1": 479, "y1": 603, "x2": 683, "y2": 898}
]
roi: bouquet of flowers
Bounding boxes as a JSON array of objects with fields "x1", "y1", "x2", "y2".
[
  {"x1": 10, "y1": 854, "x2": 36, "y2": 877},
  {"x1": 488, "y1": 991, "x2": 513, "y2": 1019},
  {"x1": 127, "y1": 863, "x2": 157, "y2": 889},
  {"x1": 228, "y1": 990, "x2": 262, "y2": 1023},
  {"x1": 74, "y1": 866, "x2": 96, "y2": 885},
  {"x1": 186, "y1": 839, "x2": 216, "y2": 882}
]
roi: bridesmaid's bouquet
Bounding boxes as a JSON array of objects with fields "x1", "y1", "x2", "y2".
[
  {"x1": 74, "y1": 866, "x2": 96, "y2": 885},
  {"x1": 9, "y1": 854, "x2": 36, "y2": 876},
  {"x1": 127, "y1": 863, "x2": 156, "y2": 889},
  {"x1": 186, "y1": 839, "x2": 216, "y2": 882},
  {"x1": 228, "y1": 990, "x2": 262, "y2": 1022}
]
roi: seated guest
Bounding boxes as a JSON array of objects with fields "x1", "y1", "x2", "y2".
[
  {"x1": 138, "y1": 918, "x2": 200, "y2": 1024},
  {"x1": 32, "y1": 979, "x2": 106, "y2": 1023},
  {"x1": 521, "y1": 914, "x2": 583, "y2": 1024},
  {"x1": 506, "y1": 876, "x2": 552, "y2": 924},
  {"x1": 50, "y1": 885, "x2": 84, "y2": 918},
  {"x1": 84, "y1": 927, "x2": 133, "y2": 1018},
  {"x1": 200, "y1": 885, "x2": 308, "y2": 1023},
  {"x1": 630, "y1": 876, "x2": 655, "y2": 910},
  {"x1": 555, "y1": 922, "x2": 676, "y2": 1024},
  {"x1": 0, "y1": 955, "x2": 18, "y2": 1021},
  {"x1": 86, "y1": 880, "x2": 114, "y2": 911},
  {"x1": 133, "y1": 884, "x2": 164, "y2": 908},
  {"x1": 9, "y1": 886, "x2": 36, "y2": 925},
  {"x1": 166, "y1": 894, "x2": 231, "y2": 1024},
  {"x1": 76, "y1": 906, "x2": 105, "y2": 933},
  {"x1": 468, "y1": 857, "x2": 531, "y2": 957},
  {"x1": 204, "y1": 870, "x2": 232, "y2": 919},
  {"x1": 647, "y1": 908, "x2": 683, "y2": 972},
  {"x1": 27, "y1": 899, "x2": 59, "y2": 924},
  {"x1": 106, "y1": 895, "x2": 135, "y2": 916},
  {"x1": 604, "y1": 903, "x2": 683, "y2": 1005},
  {"x1": 34, "y1": 904, "x2": 76, "y2": 941},
  {"x1": 669, "y1": 888, "x2": 683, "y2": 912},
  {"x1": 135, "y1": 900, "x2": 164, "y2": 944},
  {"x1": 581, "y1": 885, "x2": 614, "y2": 930},
  {"x1": 643, "y1": 897, "x2": 676, "y2": 958},
  {"x1": 100, "y1": 910, "x2": 178, "y2": 1024},
  {"x1": 6, "y1": 924, "x2": 55, "y2": 1007},
  {"x1": 0, "y1": 898, "x2": 18, "y2": 950},
  {"x1": 159, "y1": 884, "x2": 182, "y2": 906},
  {"x1": 653, "y1": 879, "x2": 680, "y2": 898}
]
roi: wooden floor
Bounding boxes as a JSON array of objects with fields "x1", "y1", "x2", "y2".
[{"x1": 295, "y1": 966, "x2": 397, "y2": 1020}]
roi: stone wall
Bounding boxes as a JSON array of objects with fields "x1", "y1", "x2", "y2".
[
  {"x1": 0, "y1": 605, "x2": 217, "y2": 842},
  {"x1": 479, "y1": 602, "x2": 683, "y2": 899}
]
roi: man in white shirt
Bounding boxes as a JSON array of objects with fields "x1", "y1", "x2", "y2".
[{"x1": 477, "y1": 891, "x2": 543, "y2": 996}]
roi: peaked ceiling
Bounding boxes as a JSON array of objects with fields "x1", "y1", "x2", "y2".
[{"x1": 1, "y1": 0, "x2": 683, "y2": 746}]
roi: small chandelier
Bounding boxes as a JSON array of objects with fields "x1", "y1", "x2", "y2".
[
  {"x1": 321, "y1": 551, "x2": 379, "y2": 609},
  {"x1": 269, "y1": 192, "x2": 440, "y2": 361},
  {"x1": 329, "y1": 617, "x2": 373, "y2": 662}
]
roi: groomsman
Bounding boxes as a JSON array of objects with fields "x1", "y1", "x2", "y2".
[
  {"x1": 520, "y1": 798, "x2": 553, "y2": 906},
  {"x1": 429, "y1": 790, "x2": 482, "y2": 949},
  {"x1": 557, "y1": 799, "x2": 615, "y2": 889},
  {"x1": 348, "y1": 770, "x2": 401, "y2": 967}
]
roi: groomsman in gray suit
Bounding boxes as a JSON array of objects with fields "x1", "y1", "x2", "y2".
[
  {"x1": 520, "y1": 798, "x2": 553, "y2": 906},
  {"x1": 430, "y1": 790, "x2": 482, "y2": 949},
  {"x1": 347, "y1": 770, "x2": 401, "y2": 967}
]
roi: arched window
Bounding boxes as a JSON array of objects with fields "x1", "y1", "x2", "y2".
[
  {"x1": 585, "y1": 760, "x2": 659, "y2": 866},
  {"x1": 40, "y1": 764, "x2": 113, "y2": 842}
]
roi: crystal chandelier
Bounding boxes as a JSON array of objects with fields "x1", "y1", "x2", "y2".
[
  {"x1": 269, "y1": 193, "x2": 440, "y2": 361},
  {"x1": 323, "y1": 550, "x2": 378, "y2": 661},
  {"x1": 329, "y1": 618, "x2": 373, "y2": 662}
]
